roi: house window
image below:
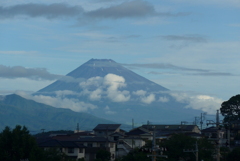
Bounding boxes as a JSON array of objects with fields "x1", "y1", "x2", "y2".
[
  {"x1": 110, "y1": 143, "x2": 114, "y2": 148},
  {"x1": 100, "y1": 143, "x2": 105, "y2": 147},
  {"x1": 68, "y1": 148, "x2": 74, "y2": 153},
  {"x1": 88, "y1": 143, "x2": 93, "y2": 147},
  {"x1": 79, "y1": 148, "x2": 83, "y2": 153}
]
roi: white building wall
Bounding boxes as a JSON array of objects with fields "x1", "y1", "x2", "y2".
[{"x1": 77, "y1": 148, "x2": 85, "y2": 159}]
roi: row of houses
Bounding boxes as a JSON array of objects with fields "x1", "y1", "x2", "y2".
[
  {"x1": 36, "y1": 123, "x2": 238, "y2": 161},
  {"x1": 36, "y1": 124, "x2": 200, "y2": 161}
]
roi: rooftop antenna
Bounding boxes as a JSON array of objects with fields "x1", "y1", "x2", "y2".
[
  {"x1": 132, "y1": 119, "x2": 134, "y2": 129},
  {"x1": 76, "y1": 123, "x2": 79, "y2": 133}
]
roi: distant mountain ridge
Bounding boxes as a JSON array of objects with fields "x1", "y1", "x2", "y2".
[
  {"x1": 37, "y1": 59, "x2": 168, "y2": 94},
  {"x1": 0, "y1": 94, "x2": 116, "y2": 132},
  {"x1": 34, "y1": 59, "x2": 203, "y2": 124}
]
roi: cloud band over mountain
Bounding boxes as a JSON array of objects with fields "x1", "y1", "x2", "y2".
[
  {"x1": 123, "y1": 63, "x2": 210, "y2": 72},
  {"x1": 0, "y1": 65, "x2": 61, "y2": 80}
]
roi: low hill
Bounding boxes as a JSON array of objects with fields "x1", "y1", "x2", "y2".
[{"x1": 0, "y1": 94, "x2": 117, "y2": 132}]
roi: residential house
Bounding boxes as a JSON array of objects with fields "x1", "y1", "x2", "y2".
[
  {"x1": 141, "y1": 124, "x2": 201, "y2": 134},
  {"x1": 38, "y1": 139, "x2": 86, "y2": 160},
  {"x1": 93, "y1": 124, "x2": 139, "y2": 158},
  {"x1": 125, "y1": 127, "x2": 153, "y2": 140},
  {"x1": 37, "y1": 130, "x2": 117, "y2": 161},
  {"x1": 93, "y1": 124, "x2": 122, "y2": 139}
]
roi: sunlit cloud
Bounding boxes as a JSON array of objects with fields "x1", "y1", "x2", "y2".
[
  {"x1": 79, "y1": 73, "x2": 130, "y2": 102},
  {"x1": 169, "y1": 91, "x2": 222, "y2": 114},
  {"x1": 16, "y1": 91, "x2": 97, "y2": 112}
]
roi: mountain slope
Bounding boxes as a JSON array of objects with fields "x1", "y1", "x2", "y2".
[
  {"x1": 0, "y1": 94, "x2": 116, "y2": 132},
  {"x1": 34, "y1": 59, "x2": 202, "y2": 124},
  {"x1": 37, "y1": 59, "x2": 168, "y2": 94}
]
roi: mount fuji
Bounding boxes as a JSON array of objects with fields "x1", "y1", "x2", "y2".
[{"x1": 35, "y1": 59, "x2": 202, "y2": 124}]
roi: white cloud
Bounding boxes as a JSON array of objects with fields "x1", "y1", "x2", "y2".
[
  {"x1": 169, "y1": 91, "x2": 223, "y2": 114},
  {"x1": 79, "y1": 73, "x2": 130, "y2": 102},
  {"x1": 55, "y1": 90, "x2": 79, "y2": 97},
  {"x1": 133, "y1": 90, "x2": 156, "y2": 104},
  {"x1": 133, "y1": 90, "x2": 147, "y2": 96},
  {"x1": 107, "y1": 90, "x2": 130, "y2": 102},
  {"x1": 141, "y1": 93, "x2": 155, "y2": 104},
  {"x1": 104, "y1": 105, "x2": 116, "y2": 115},
  {"x1": 103, "y1": 73, "x2": 130, "y2": 102},
  {"x1": 16, "y1": 91, "x2": 97, "y2": 112},
  {"x1": 103, "y1": 73, "x2": 126, "y2": 90},
  {"x1": 158, "y1": 96, "x2": 169, "y2": 102},
  {"x1": 79, "y1": 76, "x2": 103, "y2": 87},
  {"x1": 89, "y1": 88, "x2": 102, "y2": 100}
]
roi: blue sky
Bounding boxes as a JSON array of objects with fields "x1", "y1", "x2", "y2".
[{"x1": 0, "y1": 0, "x2": 240, "y2": 114}]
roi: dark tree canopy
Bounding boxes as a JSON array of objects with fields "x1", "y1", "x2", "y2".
[
  {"x1": 119, "y1": 148, "x2": 150, "y2": 161},
  {"x1": 0, "y1": 125, "x2": 39, "y2": 161},
  {"x1": 220, "y1": 94, "x2": 240, "y2": 124},
  {"x1": 0, "y1": 125, "x2": 70, "y2": 161},
  {"x1": 95, "y1": 149, "x2": 111, "y2": 161},
  {"x1": 226, "y1": 147, "x2": 240, "y2": 161},
  {"x1": 159, "y1": 134, "x2": 214, "y2": 161}
]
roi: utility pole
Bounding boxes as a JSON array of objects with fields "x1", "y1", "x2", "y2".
[
  {"x1": 199, "y1": 112, "x2": 207, "y2": 130},
  {"x1": 206, "y1": 110, "x2": 221, "y2": 161},
  {"x1": 105, "y1": 126, "x2": 109, "y2": 148},
  {"x1": 76, "y1": 123, "x2": 79, "y2": 133},
  {"x1": 148, "y1": 126, "x2": 168, "y2": 160},
  {"x1": 195, "y1": 117, "x2": 198, "y2": 125},
  {"x1": 152, "y1": 126, "x2": 156, "y2": 161},
  {"x1": 227, "y1": 128, "x2": 230, "y2": 148},
  {"x1": 132, "y1": 119, "x2": 134, "y2": 149},
  {"x1": 183, "y1": 141, "x2": 198, "y2": 161},
  {"x1": 132, "y1": 119, "x2": 134, "y2": 129},
  {"x1": 216, "y1": 110, "x2": 220, "y2": 161}
]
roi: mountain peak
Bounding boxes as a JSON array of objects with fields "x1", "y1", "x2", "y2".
[
  {"x1": 37, "y1": 58, "x2": 168, "y2": 94},
  {"x1": 83, "y1": 59, "x2": 119, "y2": 68},
  {"x1": 89, "y1": 58, "x2": 115, "y2": 62}
]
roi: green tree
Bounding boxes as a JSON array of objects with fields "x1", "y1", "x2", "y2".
[
  {"x1": 120, "y1": 148, "x2": 151, "y2": 161},
  {"x1": 220, "y1": 94, "x2": 240, "y2": 125},
  {"x1": 159, "y1": 134, "x2": 196, "y2": 161},
  {"x1": 197, "y1": 138, "x2": 215, "y2": 161},
  {"x1": 94, "y1": 149, "x2": 111, "y2": 161},
  {"x1": 0, "y1": 125, "x2": 40, "y2": 161},
  {"x1": 77, "y1": 158, "x2": 85, "y2": 161},
  {"x1": 0, "y1": 125, "x2": 67, "y2": 161},
  {"x1": 226, "y1": 147, "x2": 240, "y2": 161},
  {"x1": 159, "y1": 134, "x2": 214, "y2": 161},
  {"x1": 220, "y1": 147, "x2": 231, "y2": 161}
]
